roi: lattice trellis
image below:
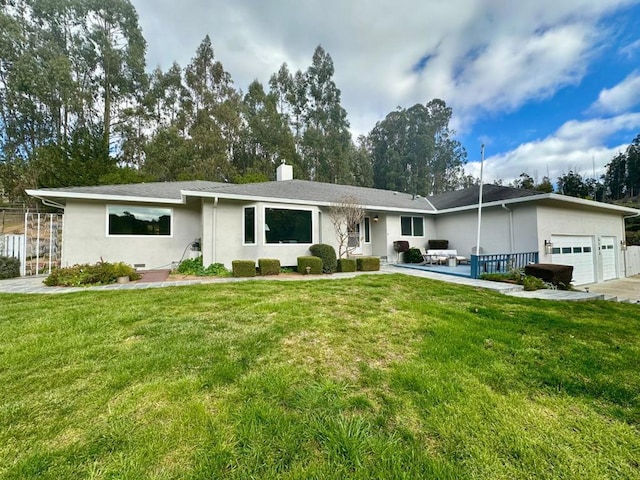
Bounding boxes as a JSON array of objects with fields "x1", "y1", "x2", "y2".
[{"x1": 23, "y1": 213, "x2": 64, "y2": 276}]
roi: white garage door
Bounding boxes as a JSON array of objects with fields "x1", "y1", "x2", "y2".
[
  {"x1": 601, "y1": 236, "x2": 617, "y2": 281},
  {"x1": 551, "y1": 236, "x2": 595, "y2": 285}
]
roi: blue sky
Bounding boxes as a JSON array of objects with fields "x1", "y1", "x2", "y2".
[{"x1": 131, "y1": 0, "x2": 640, "y2": 185}]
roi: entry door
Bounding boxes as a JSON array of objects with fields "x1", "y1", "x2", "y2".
[
  {"x1": 348, "y1": 223, "x2": 362, "y2": 255},
  {"x1": 601, "y1": 236, "x2": 617, "y2": 281},
  {"x1": 551, "y1": 235, "x2": 595, "y2": 285}
]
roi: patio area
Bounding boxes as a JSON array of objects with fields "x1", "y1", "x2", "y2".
[{"x1": 395, "y1": 262, "x2": 472, "y2": 278}]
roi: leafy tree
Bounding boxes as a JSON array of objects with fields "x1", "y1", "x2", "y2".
[
  {"x1": 302, "y1": 46, "x2": 352, "y2": 183},
  {"x1": 368, "y1": 100, "x2": 466, "y2": 196},
  {"x1": 81, "y1": 0, "x2": 147, "y2": 153},
  {"x1": 535, "y1": 176, "x2": 554, "y2": 193},
  {"x1": 604, "y1": 152, "x2": 627, "y2": 200},
  {"x1": 557, "y1": 171, "x2": 589, "y2": 198},
  {"x1": 626, "y1": 134, "x2": 640, "y2": 197},
  {"x1": 513, "y1": 173, "x2": 535, "y2": 190},
  {"x1": 235, "y1": 80, "x2": 297, "y2": 180},
  {"x1": 181, "y1": 35, "x2": 241, "y2": 182}
]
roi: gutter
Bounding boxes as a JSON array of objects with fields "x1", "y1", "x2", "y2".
[{"x1": 31, "y1": 195, "x2": 65, "y2": 210}]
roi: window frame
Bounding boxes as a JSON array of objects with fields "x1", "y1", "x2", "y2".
[
  {"x1": 106, "y1": 204, "x2": 173, "y2": 238},
  {"x1": 363, "y1": 217, "x2": 371, "y2": 244},
  {"x1": 263, "y1": 206, "x2": 314, "y2": 245},
  {"x1": 400, "y1": 215, "x2": 424, "y2": 237},
  {"x1": 243, "y1": 206, "x2": 257, "y2": 245}
]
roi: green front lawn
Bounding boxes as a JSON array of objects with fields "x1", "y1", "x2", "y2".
[{"x1": 1, "y1": 275, "x2": 638, "y2": 479}]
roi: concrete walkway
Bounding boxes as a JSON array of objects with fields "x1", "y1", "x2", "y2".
[
  {"x1": 385, "y1": 265, "x2": 610, "y2": 302},
  {"x1": 0, "y1": 264, "x2": 632, "y2": 303}
]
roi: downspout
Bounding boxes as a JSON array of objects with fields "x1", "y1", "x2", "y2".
[
  {"x1": 501, "y1": 203, "x2": 514, "y2": 253},
  {"x1": 34, "y1": 196, "x2": 65, "y2": 210},
  {"x1": 212, "y1": 197, "x2": 218, "y2": 264}
]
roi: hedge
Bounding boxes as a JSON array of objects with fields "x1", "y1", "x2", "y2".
[
  {"x1": 403, "y1": 247, "x2": 423, "y2": 263},
  {"x1": 337, "y1": 258, "x2": 357, "y2": 272},
  {"x1": 43, "y1": 261, "x2": 140, "y2": 286},
  {"x1": 524, "y1": 263, "x2": 573, "y2": 289},
  {"x1": 232, "y1": 260, "x2": 256, "y2": 277},
  {"x1": 0, "y1": 256, "x2": 20, "y2": 279},
  {"x1": 297, "y1": 256, "x2": 322, "y2": 274},
  {"x1": 357, "y1": 256, "x2": 380, "y2": 272},
  {"x1": 309, "y1": 244, "x2": 337, "y2": 273},
  {"x1": 258, "y1": 258, "x2": 280, "y2": 276}
]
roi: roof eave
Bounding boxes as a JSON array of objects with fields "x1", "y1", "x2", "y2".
[
  {"x1": 25, "y1": 189, "x2": 185, "y2": 205},
  {"x1": 181, "y1": 189, "x2": 436, "y2": 214}
]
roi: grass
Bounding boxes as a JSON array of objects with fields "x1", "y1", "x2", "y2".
[{"x1": 0, "y1": 274, "x2": 639, "y2": 479}]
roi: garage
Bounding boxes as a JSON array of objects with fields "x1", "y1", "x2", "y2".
[
  {"x1": 601, "y1": 236, "x2": 617, "y2": 281},
  {"x1": 551, "y1": 235, "x2": 595, "y2": 285}
]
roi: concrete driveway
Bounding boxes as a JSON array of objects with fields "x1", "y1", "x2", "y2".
[{"x1": 581, "y1": 275, "x2": 640, "y2": 303}]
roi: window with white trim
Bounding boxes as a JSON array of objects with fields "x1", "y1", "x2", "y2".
[
  {"x1": 243, "y1": 206, "x2": 256, "y2": 245},
  {"x1": 265, "y1": 207, "x2": 312, "y2": 244},
  {"x1": 108, "y1": 206, "x2": 171, "y2": 236},
  {"x1": 364, "y1": 217, "x2": 371, "y2": 243},
  {"x1": 400, "y1": 216, "x2": 424, "y2": 236}
]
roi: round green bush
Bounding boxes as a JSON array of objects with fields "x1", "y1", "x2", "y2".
[
  {"x1": 403, "y1": 248, "x2": 423, "y2": 263},
  {"x1": 309, "y1": 244, "x2": 337, "y2": 273}
]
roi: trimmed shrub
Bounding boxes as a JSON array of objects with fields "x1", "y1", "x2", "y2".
[
  {"x1": 522, "y1": 275, "x2": 548, "y2": 291},
  {"x1": 232, "y1": 260, "x2": 256, "y2": 277},
  {"x1": 337, "y1": 258, "x2": 357, "y2": 272},
  {"x1": 176, "y1": 256, "x2": 229, "y2": 276},
  {"x1": 524, "y1": 263, "x2": 573, "y2": 289},
  {"x1": 393, "y1": 240, "x2": 410, "y2": 253},
  {"x1": 44, "y1": 261, "x2": 140, "y2": 286},
  {"x1": 0, "y1": 256, "x2": 20, "y2": 279},
  {"x1": 357, "y1": 256, "x2": 380, "y2": 272},
  {"x1": 403, "y1": 247, "x2": 423, "y2": 263},
  {"x1": 297, "y1": 256, "x2": 322, "y2": 274},
  {"x1": 428, "y1": 239, "x2": 449, "y2": 250},
  {"x1": 309, "y1": 244, "x2": 337, "y2": 273},
  {"x1": 258, "y1": 258, "x2": 280, "y2": 276}
]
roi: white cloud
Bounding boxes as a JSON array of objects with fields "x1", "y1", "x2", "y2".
[
  {"x1": 590, "y1": 71, "x2": 640, "y2": 114},
  {"x1": 131, "y1": 0, "x2": 635, "y2": 136},
  {"x1": 465, "y1": 113, "x2": 640, "y2": 183}
]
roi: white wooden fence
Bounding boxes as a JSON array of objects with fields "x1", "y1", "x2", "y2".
[
  {"x1": 625, "y1": 246, "x2": 640, "y2": 277},
  {"x1": 0, "y1": 212, "x2": 63, "y2": 276},
  {"x1": 0, "y1": 234, "x2": 27, "y2": 275}
]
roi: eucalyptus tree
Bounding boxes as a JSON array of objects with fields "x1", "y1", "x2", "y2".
[
  {"x1": 368, "y1": 99, "x2": 466, "y2": 196},
  {"x1": 302, "y1": 46, "x2": 352, "y2": 183},
  {"x1": 180, "y1": 35, "x2": 241, "y2": 181},
  {"x1": 235, "y1": 80, "x2": 298, "y2": 181}
]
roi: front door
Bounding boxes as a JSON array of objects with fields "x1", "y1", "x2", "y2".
[{"x1": 348, "y1": 222, "x2": 362, "y2": 255}]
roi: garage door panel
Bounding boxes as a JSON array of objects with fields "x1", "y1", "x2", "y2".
[
  {"x1": 601, "y1": 236, "x2": 616, "y2": 281},
  {"x1": 551, "y1": 235, "x2": 595, "y2": 285}
]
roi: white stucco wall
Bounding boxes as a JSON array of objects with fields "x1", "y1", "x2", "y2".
[
  {"x1": 202, "y1": 200, "x2": 322, "y2": 268},
  {"x1": 383, "y1": 213, "x2": 435, "y2": 260},
  {"x1": 61, "y1": 199, "x2": 201, "y2": 269},
  {"x1": 535, "y1": 204, "x2": 627, "y2": 280},
  {"x1": 201, "y1": 201, "x2": 430, "y2": 268},
  {"x1": 433, "y1": 204, "x2": 540, "y2": 256}
]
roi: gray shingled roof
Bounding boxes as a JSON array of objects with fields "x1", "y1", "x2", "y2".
[
  {"x1": 31, "y1": 179, "x2": 549, "y2": 212},
  {"x1": 186, "y1": 179, "x2": 436, "y2": 211},
  {"x1": 33, "y1": 180, "x2": 227, "y2": 200},
  {"x1": 427, "y1": 184, "x2": 544, "y2": 210}
]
